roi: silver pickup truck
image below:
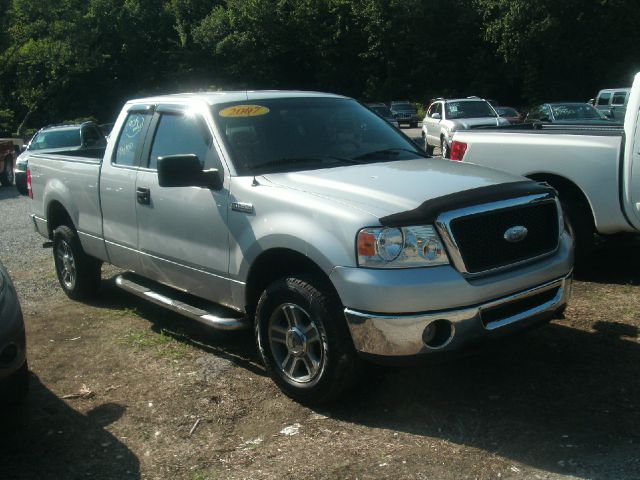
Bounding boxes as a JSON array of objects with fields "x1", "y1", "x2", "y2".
[{"x1": 28, "y1": 92, "x2": 573, "y2": 403}]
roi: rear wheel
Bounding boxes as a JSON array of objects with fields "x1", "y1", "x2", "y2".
[
  {"x1": 0, "y1": 158, "x2": 13, "y2": 186},
  {"x1": 561, "y1": 198, "x2": 594, "y2": 259},
  {"x1": 53, "y1": 225, "x2": 102, "y2": 300},
  {"x1": 255, "y1": 275, "x2": 358, "y2": 404},
  {"x1": 441, "y1": 137, "x2": 450, "y2": 158}
]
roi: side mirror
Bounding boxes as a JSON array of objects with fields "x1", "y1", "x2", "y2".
[
  {"x1": 604, "y1": 110, "x2": 613, "y2": 118},
  {"x1": 157, "y1": 154, "x2": 223, "y2": 190},
  {"x1": 431, "y1": 112, "x2": 441, "y2": 120}
]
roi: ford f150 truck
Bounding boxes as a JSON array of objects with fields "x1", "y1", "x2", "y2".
[
  {"x1": 451, "y1": 72, "x2": 640, "y2": 256},
  {"x1": 28, "y1": 92, "x2": 573, "y2": 403}
]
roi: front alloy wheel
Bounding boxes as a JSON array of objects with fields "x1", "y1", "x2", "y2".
[
  {"x1": 268, "y1": 303, "x2": 324, "y2": 383},
  {"x1": 255, "y1": 275, "x2": 359, "y2": 404}
]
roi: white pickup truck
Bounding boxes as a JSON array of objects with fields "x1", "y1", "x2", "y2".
[
  {"x1": 450, "y1": 72, "x2": 640, "y2": 255},
  {"x1": 27, "y1": 91, "x2": 572, "y2": 403}
]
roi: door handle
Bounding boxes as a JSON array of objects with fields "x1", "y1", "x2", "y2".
[{"x1": 136, "y1": 187, "x2": 150, "y2": 205}]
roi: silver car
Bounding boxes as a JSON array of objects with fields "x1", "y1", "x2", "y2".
[{"x1": 0, "y1": 262, "x2": 28, "y2": 404}]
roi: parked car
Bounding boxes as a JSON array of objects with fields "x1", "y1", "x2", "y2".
[
  {"x1": 525, "y1": 102, "x2": 615, "y2": 125},
  {"x1": 594, "y1": 87, "x2": 630, "y2": 122},
  {"x1": 0, "y1": 262, "x2": 28, "y2": 404},
  {"x1": 421, "y1": 97, "x2": 510, "y2": 158},
  {"x1": 450, "y1": 71, "x2": 640, "y2": 256},
  {"x1": 390, "y1": 101, "x2": 420, "y2": 128},
  {"x1": 366, "y1": 103, "x2": 399, "y2": 128},
  {"x1": 0, "y1": 139, "x2": 18, "y2": 187},
  {"x1": 28, "y1": 91, "x2": 572, "y2": 403},
  {"x1": 495, "y1": 106, "x2": 522, "y2": 124},
  {"x1": 15, "y1": 121, "x2": 107, "y2": 195}
]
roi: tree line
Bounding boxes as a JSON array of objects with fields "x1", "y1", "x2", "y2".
[{"x1": 0, "y1": 0, "x2": 638, "y2": 136}]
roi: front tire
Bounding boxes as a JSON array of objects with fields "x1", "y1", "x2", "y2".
[
  {"x1": 255, "y1": 275, "x2": 358, "y2": 404},
  {"x1": 561, "y1": 198, "x2": 594, "y2": 259},
  {"x1": 53, "y1": 225, "x2": 102, "y2": 300}
]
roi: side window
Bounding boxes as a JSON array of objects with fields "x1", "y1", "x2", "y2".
[
  {"x1": 433, "y1": 103, "x2": 442, "y2": 117},
  {"x1": 148, "y1": 113, "x2": 220, "y2": 170},
  {"x1": 82, "y1": 126, "x2": 104, "y2": 147},
  {"x1": 597, "y1": 92, "x2": 611, "y2": 106},
  {"x1": 114, "y1": 113, "x2": 152, "y2": 167},
  {"x1": 612, "y1": 91, "x2": 627, "y2": 105},
  {"x1": 540, "y1": 105, "x2": 551, "y2": 119}
]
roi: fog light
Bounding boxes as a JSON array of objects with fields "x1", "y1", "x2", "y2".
[{"x1": 422, "y1": 320, "x2": 455, "y2": 349}]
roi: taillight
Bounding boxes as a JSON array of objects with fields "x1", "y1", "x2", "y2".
[
  {"x1": 26, "y1": 167, "x2": 33, "y2": 199},
  {"x1": 450, "y1": 141, "x2": 468, "y2": 161}
]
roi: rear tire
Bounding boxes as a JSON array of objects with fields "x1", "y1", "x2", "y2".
[
  {"x1": 561, "y1": 198, "x2": 594, "y2": 259},
  {"x1": 53, "y1": 225, "x2": 102, "y2": 300},
  {"x1": 255, "y1": 274, "x2": 358, "y2": 404},
  {"x1": 441, "y1": 137, "x2": 450, "y2": 158}
]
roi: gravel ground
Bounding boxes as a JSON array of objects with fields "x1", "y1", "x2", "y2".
[{"x1": 1, "y1": 184, "x2": 640, "y2": 480}]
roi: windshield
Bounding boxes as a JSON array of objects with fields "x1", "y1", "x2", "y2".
[
  {"x1": 551, "y1": 104, "x2": 605, "y2": 120},
  {"x1": 369, "y1": 105, "x2": 393, "y2": 117},
  {"x1": 29, "y1": 128, "x2": 81, "y2": 150},
  {"x1": 445, "y1": 101, "x2": 496, "y2": 119},
  {"x1": 391, "y1": 102, "x2": 415, "y2": 111},
  {"x1": 496, "y1": 107, "x2": 518, "y2": 117},
  {"x1": 212, "y1": 97, "x2": 424, "y2": 175}
]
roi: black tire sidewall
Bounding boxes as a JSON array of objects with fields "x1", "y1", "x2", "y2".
[
  {"x1": 255, "y1": 276, "x2": 355, "y2": 404},
  {"x1": 53, "y1": 225, "x2": 101, "y2": 300}
]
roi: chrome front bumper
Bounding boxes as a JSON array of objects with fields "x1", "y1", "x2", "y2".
[{"x1": 344, "y1": 274, "x2": 571, "y2": 357}]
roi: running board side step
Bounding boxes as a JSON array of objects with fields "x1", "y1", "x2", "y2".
[{"x1": 115, "y1": 274, "x2": 249, "y2": 331}]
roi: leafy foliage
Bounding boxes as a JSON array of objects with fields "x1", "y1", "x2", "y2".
[{"x1": 0, "y1": 0, "x2": 638, "y2": 134}]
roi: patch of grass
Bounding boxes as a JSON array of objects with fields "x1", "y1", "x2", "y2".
[
  {"x1": 111, "y1": 307, "x2": 140, "y2": 318},
  {"x1": 119, "y1": 328, "x2": 190, "y2": 361}
]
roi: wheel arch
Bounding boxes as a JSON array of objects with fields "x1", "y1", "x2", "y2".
[
  {"x1": 46, "y1": 200, "x2": 75, "y2": 239},
  {"x1": 244, "y1": 248, "x2": 339, "y2": 319},
  {"x1": 526, "y1": 172, "x2": 596, "y2": 229}
]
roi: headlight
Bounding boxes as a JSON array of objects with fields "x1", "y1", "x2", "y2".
[{"x1": 357, "y1": 225, "x2": 449, "y2": 268}]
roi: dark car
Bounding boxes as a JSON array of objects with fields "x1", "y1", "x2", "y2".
[
  {"x1": 526, "y1": 102, "x2": 616, "y2": 125},
  {"x1": 495, "y1": 106, "x2": 522, "y2": 124},
  {"x1": 15, "y1": 121, "x2": 107, "y2": 195},
  {"x1": 367, "y1": 103, "x2": 399, "y2": 128},
  {"x1": 0, "y1": 262, "x2": 28, "y2": 404},
  {"x1": 390, "y1": 101, "x2": 420, "y2": 128}
]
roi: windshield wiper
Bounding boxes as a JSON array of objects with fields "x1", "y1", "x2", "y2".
[
  {"x1": 249, "y1": 155, "x2": 361, "y2": 171},
  {"x1": 352, "y1": 147, "x2": 428, "y2": 160}
]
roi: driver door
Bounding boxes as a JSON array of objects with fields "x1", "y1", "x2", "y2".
[{"x1": 134, "y1": 105, "x2": 233, "y2": 306}]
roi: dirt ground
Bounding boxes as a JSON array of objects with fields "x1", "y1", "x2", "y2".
[{"x1": 1, "y1": 190, "x2": 639, "y2": 480}]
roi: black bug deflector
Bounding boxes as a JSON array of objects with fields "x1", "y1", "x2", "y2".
[{"x1": 378, "y1": 180, "x2": 557, "y2": 226}]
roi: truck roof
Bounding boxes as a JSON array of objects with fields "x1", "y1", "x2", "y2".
[{"x1": 127, "y1": 90, "x2": 348, "y2": 106}]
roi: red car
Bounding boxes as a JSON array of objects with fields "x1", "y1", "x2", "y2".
[{"x1": 0, "y1": 139, "x2": 18, "y2": 187}]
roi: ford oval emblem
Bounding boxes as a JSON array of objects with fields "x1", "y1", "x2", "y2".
[{"x1": 504, "y1": 226, "x2": 528, "y2": 243}]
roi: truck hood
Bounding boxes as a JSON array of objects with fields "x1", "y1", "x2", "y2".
[{"x1": 263, "y1": 158, "x2": 526, "y2": 218}]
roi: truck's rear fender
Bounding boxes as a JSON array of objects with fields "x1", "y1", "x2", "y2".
[
  {"x1": 525, "y1": 173, "x2": 595, "y2": 231},
  {"x1": 42, "y1": 180, "x2": 107, "y2": 261}
]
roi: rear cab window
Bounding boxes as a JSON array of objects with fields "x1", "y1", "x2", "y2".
[
  {"x1": 612, "y1": 91, "x2": 628, "y2": 106},
  {"x1": 113, "y1": 112, "x2": 152, "y2": 167}
]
